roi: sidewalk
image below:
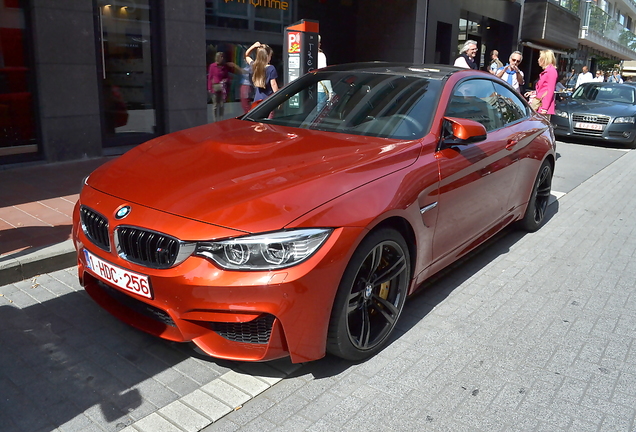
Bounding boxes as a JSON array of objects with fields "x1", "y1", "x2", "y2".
[
  {"x1": 0, "y1": 103, "x2": 250, "y2": 286},
  {"x1": 2, "y1": 147, "x2": 636, "y2": 431},
  {"x1": 0, "y1": 157, "x2": 114, "y2": 285}
]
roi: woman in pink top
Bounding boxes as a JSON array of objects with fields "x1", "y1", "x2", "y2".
[
  {"x1": 207, "y1": 52, "x2": 239, "y2": 122},
  {"x1": 526, "y1": 50, "x2": 558, "y2": 118}
]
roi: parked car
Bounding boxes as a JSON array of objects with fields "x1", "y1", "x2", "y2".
[
  {"x1": 551, "y1": 82, "x2": 636, "y2": 148},
  {"x1": 73, "y1": 63, "x2": 556, "y2": 363}
]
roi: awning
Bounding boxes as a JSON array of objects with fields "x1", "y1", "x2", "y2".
[{"x1": 521, "y1": 41, "x2": 570, "y2": 56}]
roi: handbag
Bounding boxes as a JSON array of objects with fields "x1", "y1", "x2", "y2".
[{"x1": 530, "y1": 92, "x2": 545, "y2": 111}]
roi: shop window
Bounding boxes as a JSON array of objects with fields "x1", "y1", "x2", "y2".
[
  {"x1": 206, "y1": 41, "x2": 283, "y2": 122},
  {"x1": 96, "y1": 1, "x2": 158, "y2": 143},
  {"x1": 0, "y1": 0, "x2": 38, "y2": 157}
]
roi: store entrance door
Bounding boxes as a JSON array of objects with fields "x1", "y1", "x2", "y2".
[{"x1": 95, "y1": 0, "x2": 161, "y2": 148}]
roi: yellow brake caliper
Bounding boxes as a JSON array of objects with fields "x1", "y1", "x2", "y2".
[{"x1": 379, "y1": 281, "x2": 390, "y2": 300}]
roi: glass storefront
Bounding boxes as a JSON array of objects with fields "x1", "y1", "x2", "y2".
[
  {"x1": 0, "y1": 0, "x2": 38, "y2": 157},
  {"x1": 96, "y1": 0, "x2": 159, "y2": 145},
  {"x1": 204, "y1": 0, "x2": 292, "y2": 121}
]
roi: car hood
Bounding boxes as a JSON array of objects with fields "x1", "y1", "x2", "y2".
[
  {"x1": 557, "y1": 98, "x2": 636, "y2": 116},
  {"x1": 87, "y1": 119, "x2": 421, "y2": 233}
]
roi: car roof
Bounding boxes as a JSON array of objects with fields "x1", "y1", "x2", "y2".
[
  {"x1": 581, "y1": 81, "x2": 633, "y2": 88},
  {"x1": 318, "y1": 62, "x2": 470, "y2": 80}
]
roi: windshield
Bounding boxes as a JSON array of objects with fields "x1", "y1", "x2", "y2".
[
  {"x1": 243, "y1": 71, "x2": 441, "y2": 139},
  {"x1": 572, "y1": 84, "x2": 635, "y2": 104}
]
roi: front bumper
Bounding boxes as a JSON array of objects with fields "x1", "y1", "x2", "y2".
[{"x1": 73, "y1": 186, "x2": 362, "y2": 363}]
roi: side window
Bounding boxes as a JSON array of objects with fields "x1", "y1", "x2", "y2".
[
  {"x1": 493, "y1": 82, "x2": 529, "y2": 125},
  {"x1": 445, "y1": 79, "x2": 503, "y2": 132}
]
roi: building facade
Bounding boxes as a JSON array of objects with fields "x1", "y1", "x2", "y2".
[{"x1": 2, "y1": 0, "x2": 630, "y2": 168}]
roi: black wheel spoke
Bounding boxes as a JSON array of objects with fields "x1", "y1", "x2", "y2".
[
  {"x1": 346, "y1": 290, "x2": 364, "y2": 313},
  {"x1": 370, "y1": 294, "x2": 399, "y2": 325},
  {"x1": 373, "y1": 255, "x2": 407, "y2": 286},
  {"x1": 536, "y1": 188, "x2": 551, "y2": 199},
  {"x1": 535, "y1": 202, "x2": 546, "y2": 221},
  {"x1": 366, "y1": 244, "x2": 383, "y2": 279},
  {"x1": 356, "y1": 305, "x2": 372, "y2": 349}
]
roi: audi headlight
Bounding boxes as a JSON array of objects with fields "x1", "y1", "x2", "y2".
[
  {"x1": 195, "y1": 228, "x2": 333, "y2": 270},
  {"x1": 614, "y1": 116, "x2": 635, "y2": 124},
  {"x1": 554, "y1": 110, "x2": 569, "y2": 118}
]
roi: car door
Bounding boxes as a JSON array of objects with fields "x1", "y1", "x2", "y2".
[{"x1": 432, "y1": 78, "x2": 520, "y2": 264}]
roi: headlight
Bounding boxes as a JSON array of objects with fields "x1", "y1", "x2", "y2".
[
  {"x1": 195, "y1": 228, "x2": 333, "y2": 270},
  {"x1": 554, "y1": 110, "x2": 569, "y2": 118},
  {"x1": 614, "y1": 116, "x2": 635, "y2": 124}
]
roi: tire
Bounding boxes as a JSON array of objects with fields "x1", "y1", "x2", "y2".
[
  {"x1": 519, "y1": 160, "x2": 553, "y2": 232},
  {"x1": 327, "y1": 228, "x2": 410, "y2": 361}
]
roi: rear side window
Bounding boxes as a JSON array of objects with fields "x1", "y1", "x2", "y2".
[{"x1": 445, "y1": 79, "x2": 503, "y2": 132}]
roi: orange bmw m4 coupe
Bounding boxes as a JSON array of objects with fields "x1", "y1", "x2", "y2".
[{"x1": 73, "y1": 63, "x2": 556, "y2": 363}]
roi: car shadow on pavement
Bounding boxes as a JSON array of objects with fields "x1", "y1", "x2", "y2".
[
  {"x1": 0, "y1": 288, "x2": 237, "y2": 431},
  {"x1": 305, "y1": 200, "x2": 560, "y2": 378}
]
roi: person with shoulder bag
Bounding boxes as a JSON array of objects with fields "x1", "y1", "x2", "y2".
[{"x1": 525, "y1": 50, "x2": 558, "y2": 118}]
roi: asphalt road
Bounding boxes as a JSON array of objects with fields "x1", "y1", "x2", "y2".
[{"x1": 552, "y1": 139, "x2": 629, "y2": 196}]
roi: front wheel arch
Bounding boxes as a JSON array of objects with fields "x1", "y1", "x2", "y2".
[{"x1": 326, "y1": 227, "x2": 411, "y2": 361}]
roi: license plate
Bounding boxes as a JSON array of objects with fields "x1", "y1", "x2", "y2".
[
  {"x1": 83, "y1": 249, "x2": 152, "y2": 299},
  {"x1": 575, "y1": 122, "x2": 604, "y2": 131}
]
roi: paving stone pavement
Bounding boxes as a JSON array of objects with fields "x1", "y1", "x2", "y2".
[
  {"x1": 0, "y1": 267, "x2": 300, "y2": 432},
  {"x1": 2, "y1": 148, "x2": 636, "y2": 431},
  {"x1": 202, "y1": 148, "x2": 636, "y2": 431}
]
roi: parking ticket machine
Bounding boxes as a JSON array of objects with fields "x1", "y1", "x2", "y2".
[{"x1": 284, "y1": 19, "x2": 319, "y2": 86}]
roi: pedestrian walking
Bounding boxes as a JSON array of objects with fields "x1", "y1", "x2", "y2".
[
  {"x1": 488, "y1": 50, "x2": 503, "y2": 75},
  {"x1": 495, "y1": 51, "x2": 525, "y2": 92},
  {"x1": 525, "y1": 49, "x2": 558, "y2": 118},
  {"x1": 453, "y1": 40, "x2": 479, "y2": 69},
  {"x1": 208, "y1": 52, "x2": 240, "y2": 122}
]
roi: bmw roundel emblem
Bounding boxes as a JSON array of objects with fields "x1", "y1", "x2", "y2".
[{"x1": 115, "y1": 206, "x2": 131, "y2": 219}]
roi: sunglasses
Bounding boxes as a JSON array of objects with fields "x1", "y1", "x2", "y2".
[{"x1": 511, "y1": 59, "x2": 521, "y2": 63}]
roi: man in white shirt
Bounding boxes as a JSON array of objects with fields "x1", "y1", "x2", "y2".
[
  {"x1": 496, "y1": 51, "x2": 525, "y2": 92},
  {"x1": 575, "y1": 66, "x2": 594, "y2": 88},
  {"x1": 453, "y1": 40, "x2": 479, "y2": 69}
]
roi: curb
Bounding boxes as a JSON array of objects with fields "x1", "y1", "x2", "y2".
[{"x1": 0, "y1": 240, "x2": 77, "y2": 286}]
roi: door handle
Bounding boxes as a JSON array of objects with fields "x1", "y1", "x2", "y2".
[{"x1": 505, "y1": 139, "x2": 518, "y2": 150}]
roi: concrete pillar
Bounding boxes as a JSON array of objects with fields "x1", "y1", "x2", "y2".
[
  {"x1": 30, "y1": 1, "x2": 102, "y2": 161},
  {"x1": 160, "y1": 0, "x2": 207, "y2": 133}
]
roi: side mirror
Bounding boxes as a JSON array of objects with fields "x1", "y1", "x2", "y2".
[{"x1": 442, "y1": 116, "x2": 487, "y2": 146}]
